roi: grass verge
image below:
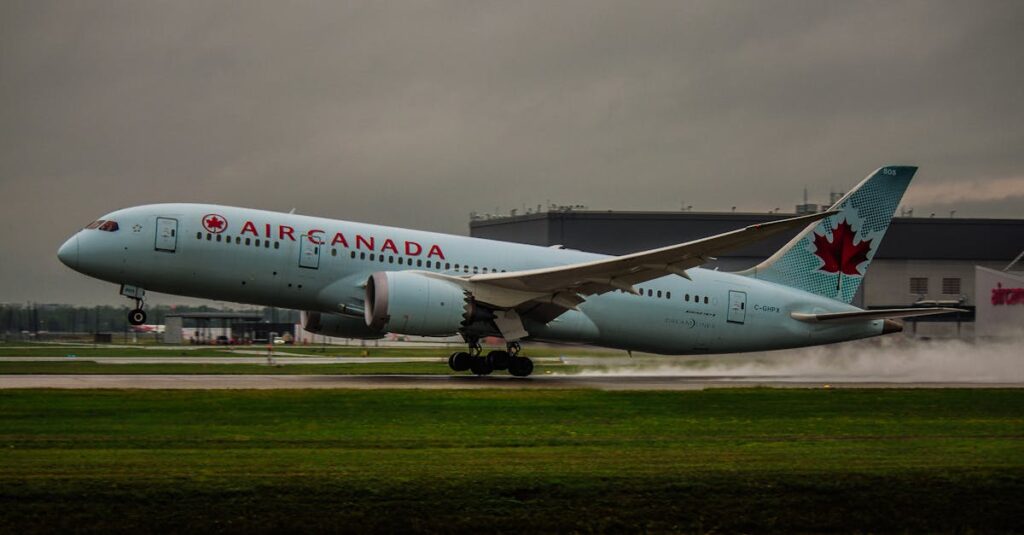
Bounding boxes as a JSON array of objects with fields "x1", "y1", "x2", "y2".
[{"x1": 1, "y1": 388, "x2": 1022, "y2": 532}]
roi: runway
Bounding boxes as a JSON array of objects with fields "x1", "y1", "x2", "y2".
[{"x1": 1, "y1": 374, "x2": 1020, "y2": 390}]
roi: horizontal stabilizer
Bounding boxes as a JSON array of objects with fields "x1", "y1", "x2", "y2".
[{"x1": 791, "y1": 307, "x2": 965, "y2": 323}]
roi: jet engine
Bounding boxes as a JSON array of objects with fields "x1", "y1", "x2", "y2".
[
  {"x1": 364, "y1": 271, "x2": 474, "y2": 336},
  {"x1": 302, "y1": 310, "x2": 385, "y2": 339}
]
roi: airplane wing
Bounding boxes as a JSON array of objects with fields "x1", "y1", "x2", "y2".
[
  {"x1": 790, "y1": 307, "x2": 965, "y2": 323},
  {"x1": 450, "y1": 210, "x2": 837, "y2": 310}
]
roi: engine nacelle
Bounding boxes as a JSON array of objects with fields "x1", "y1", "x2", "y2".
[
  {"x1": 302, "y1": 310, "x2": 385, "y2": 339},
  {"x1": 364, "y1": 271, "x2": 469, "y2": 336}
]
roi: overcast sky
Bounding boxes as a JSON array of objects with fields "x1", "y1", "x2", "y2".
[{"x1": 2, "y1": 1, "x2": 1022, "y2": 305}]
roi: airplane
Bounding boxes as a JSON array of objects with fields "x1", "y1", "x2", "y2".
[
  {"x1": 57, "y1": 165, "x2": 959, "y2": 376},
  {"x1": 129, "y1": 324, "x2": 165, "y2": 334}
]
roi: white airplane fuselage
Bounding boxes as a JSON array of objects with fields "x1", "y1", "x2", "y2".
[{"x1": 58, "y1": 203, "x2": 883, "y2": 354}]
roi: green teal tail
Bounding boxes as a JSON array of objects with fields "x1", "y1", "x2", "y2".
[{"x1": 739, "y1": 166, "x2": 916, "y2": 304}]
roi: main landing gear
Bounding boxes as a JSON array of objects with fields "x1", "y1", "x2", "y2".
[{"x1": 447, "y1": 340, "x2": 534, "y2": 377}]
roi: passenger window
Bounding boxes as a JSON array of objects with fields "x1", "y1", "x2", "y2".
[
  {"x1": 379, "y1": 255, "x2": 385, "y2": 262},
  {"x1": 331, "y1": 249, "x2": 337, "y2": 257},
  {"x1": 206, "y1": 234, "x2": 212, "y2": 240},
  {"x1": 464, "y1": 266, "x2": 469, "y2": 273},
  {"x1": 360, "y1": 252, "x2": 366, "y2": 260},
  {"x1": 351, "y1": 251, "x2": 356, "y2": 259},
  {"x1": 417, "y1": 259, "x2": 422, "y2": 267},
  {"x1": 388, "y1": 256, "x2": 394, "y2": 263},
  {"x1": 657, "y1": 290, "x2": 662, "y2": 298},
  {"x1": 245, "y1": 238, "x2": 251, "y2": 246},
  {"x1": 482, "y1": 268, "x2": 488, "y2": 273},
  {"x1": 196, "y1": 232, "x2": 202, "y2": 239},
  {"x1": 397, "y1": 257, "x2": 403, "y2": 265},
  {"x1": 454, "y1": 264, "x2": 460, "y2": 270},
  {"x1": 370, "y1": 253, "x2": 375, "y2": 261},
  {"x1": 445, "y1": 263, "x2": 451, "y2": 270},
  {"x1": 235, "y1": 237, "x2": 241, "y2": 244},
  {"x1": 647, "y1": 289, "x2": 653, "y2": 297},
  {"x1": 704, "y1": 296, "x2": 709, "y2": 304},
  {"x1": 216, "y1": 234, "x2": 222, "y2": 242},
  {"x1": 265, "y1": 241, "x2": 270, "y2": 248},
  {"x1": 666, "y1": 292, "x2": 671, "y2": 299},
  {"x1": 274, "y1": 242, "x2": 280, "y2": 249},
  {"x1": 685, "y1": 294, "x2": 690, "y2": 302},
  {"x1": 255, "y1": 239, "x2": 261, "y2": 247}
]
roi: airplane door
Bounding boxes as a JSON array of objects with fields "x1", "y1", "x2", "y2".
[
  {"x1": 155, "y1": 218, "x2": 178, "y2": 252},
  {"x1": 727, "y1": 290, "x2": 747, "y2": 324},
  {"x1": 299, "y1": 236, "x2": 320, "y2": 269}
]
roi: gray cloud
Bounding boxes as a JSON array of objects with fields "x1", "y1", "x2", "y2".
[{"x1": 2, "y1": 0, "x2": 1022, "y2": 304}]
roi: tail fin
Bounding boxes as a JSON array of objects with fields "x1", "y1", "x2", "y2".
[{"x1": 739, "y1": 165, "x2": 916, "y2": 303}]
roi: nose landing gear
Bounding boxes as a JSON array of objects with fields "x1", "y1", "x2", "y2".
[
  {"x1": 120, "y1": 284, "x2": 147, "y2": 326},
  {"x1": 128, "y1": 305, "x2": 147, "y2": 326},
  {"x1": 447, "y1": 339, "x2": 534, "y2": 377}
]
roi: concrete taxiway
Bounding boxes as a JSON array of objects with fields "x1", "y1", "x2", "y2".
[{"x1": 1, "y1": 374, "x2": 1020, "y2": 390}]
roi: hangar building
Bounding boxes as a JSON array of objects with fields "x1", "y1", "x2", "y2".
[{"x1": 470, "y1": 210, "x2": 1023, "y2": 338}]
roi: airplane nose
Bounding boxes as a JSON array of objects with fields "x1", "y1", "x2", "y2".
[{"x1": 58, "y1": 235, "x2": 79, "y2": 269}]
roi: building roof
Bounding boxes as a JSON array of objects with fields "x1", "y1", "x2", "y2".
[{"x1": 470, "y1": 211, "x2": 1024, "y2": 261}]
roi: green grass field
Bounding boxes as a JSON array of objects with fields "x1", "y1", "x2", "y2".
[{"x1": 1, "y1": 388, "x2": 1021, "y2": 533}]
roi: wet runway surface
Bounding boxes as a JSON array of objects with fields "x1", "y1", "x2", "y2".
[{"x1": 1, "y1": 374, "x2": 1020, "y2": 390}]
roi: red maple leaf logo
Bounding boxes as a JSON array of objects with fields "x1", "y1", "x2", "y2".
[
  {"x1": 812, "y1": 219, "x2": 872, "y2": 276},
  {"x1": 203, "y1": 214, "x2": 227, "y2": 233}
]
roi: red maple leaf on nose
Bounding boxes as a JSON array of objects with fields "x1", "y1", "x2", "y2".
[
  {"x1": 812, "y1": 219, "x2": 872, "y2": 276},
  {"x1": 205, "y1": 216, "x2": 224, "y2": 230}
]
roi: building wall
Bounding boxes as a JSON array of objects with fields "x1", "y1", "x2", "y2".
[
  {"x1": 975, "y1": 266, "x2": 1024, "y2": 338},
  {"x1": 471, "y1": 212, "x2": 1024, "y2": 262},
  {"x1": 164, "y1": 316, "x2": 183, "y2": 344},
  {"x1": 862, "y1": 259, "x2": 1008, "y2": 307}
]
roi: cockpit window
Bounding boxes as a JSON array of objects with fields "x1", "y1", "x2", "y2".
[
  {"x1": 98, "y1": 220, "x2": 119, "y2": 232},
  {"x1": 85, "y1": 220, "x2": 105, "y2": 229}
]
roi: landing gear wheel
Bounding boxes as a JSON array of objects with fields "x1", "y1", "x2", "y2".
[
  {"x1": 486, "y1": 350, "x2": 511, "y2": 371},
  {"x1": 128, "y1": 309, "x2": 147, "y2": 326},
  {"x1": 449, "y1": 352, "x2": 472, "y2": 372},
  {"x1": 508, "y1": 356, "x2": 534, "y2": 377},
  {"x1": 469, "y1": 356, "x2": 494, "y2": 376}
]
